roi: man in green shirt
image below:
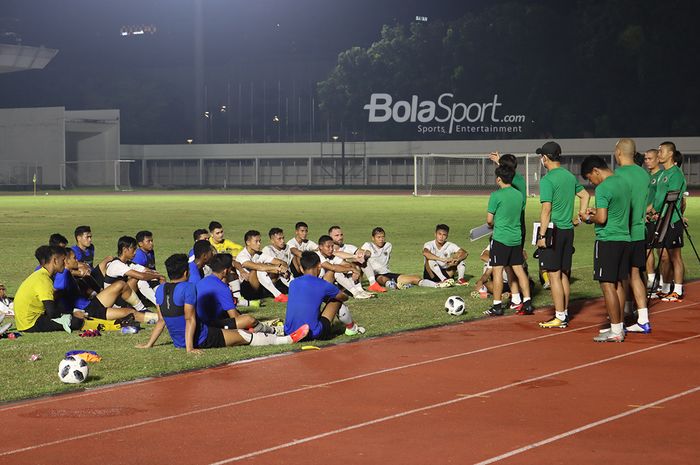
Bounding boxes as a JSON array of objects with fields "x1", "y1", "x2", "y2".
[
  {"x1": 650, "y1": 141, "x2": 687, "y2": 302},
  {"x1": 534, "y1": 141, "x2": 590, "y2": 329},
  {"x1": 614, "y1": 139, "x2": 651, "y2": 334},
  {"x1": 488, "y1": 152, "x2": 528, "y2": 311},
  {"x1": 483, "y1": 165, "x2": 532, "y2": 316},
  {"x1": 580, "y1": 156, "x2": 631, "y2": 343},
  {"x1": 644, "y1": 149, "x2": 664, "y2": 288}
]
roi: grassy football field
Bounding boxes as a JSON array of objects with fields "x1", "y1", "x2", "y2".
[{"x1": 0, "y1": 192, "x2": 698, "y2": 402}]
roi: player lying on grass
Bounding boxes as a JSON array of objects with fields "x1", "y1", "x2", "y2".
[
  {"x1": 580, "y1": 155, "x2": 631, "y2": 342},
  {"x1": 361, "y1": 227, "x2": 435, "y2": 289},
  {"x1": 316, "y1": 235, "x2": 374, "y2": 299},
  {"x1": 422, "y1": 224, "x2": 469, "y2": 287},
  {"x1": 104, "y1": 236, "x2": 165, "y2": 309},
  {"x1": 196, "y1": 253, "x2": 278, "y2": 334},
  {"x1": 284, "y1": 251, "x2": 365, "y2": 340},
  {"x1": 288, "y1": 221, "x2": 318, "y2": 277},
  {"x1": 236, "y1": 230, "x2": 290, "y2": 303},
  {"x1": 137, "y1": 254, "x2": 308, "y2": 353},
  {"x1": 328, "y1": 225, "x2": 378, "y2": 293},
  {"x1": 484, "y1": 166, "x2": 533, "y2": 316}
]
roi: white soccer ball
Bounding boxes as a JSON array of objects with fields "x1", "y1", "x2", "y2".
[
  {"x1": 445, "y1": 295, "x2": 466, "y2": 316},
  {"x1": 58, "y1": 356, "x2": 89, "y2": 384}
]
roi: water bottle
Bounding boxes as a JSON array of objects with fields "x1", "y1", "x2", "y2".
[{"x1": 120, "y1": 326, "x2": 139, "y2": 335}]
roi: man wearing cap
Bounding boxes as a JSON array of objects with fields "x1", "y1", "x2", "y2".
[{"x1": 535, "y1": 141, "x2": 590, "y2": 329}]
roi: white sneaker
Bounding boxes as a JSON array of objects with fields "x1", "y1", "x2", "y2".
[
  {"x1": 354, "y1": 291, "x2": 375, "y2": 299},
  {"x1": 344, "y1": 323, "x2": 366, "y2": 336}
]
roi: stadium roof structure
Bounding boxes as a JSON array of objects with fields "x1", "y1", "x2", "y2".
[{"x1": 0, "y1": 43, "x2": 58, "y2": 74}]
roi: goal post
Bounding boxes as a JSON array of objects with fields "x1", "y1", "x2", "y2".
[
  {"x1": 412, "y1": 153, "x2": 543, "y2": 197},
  {"x1": 60, "y1": 159, "x2": 136, "y2": 191}
]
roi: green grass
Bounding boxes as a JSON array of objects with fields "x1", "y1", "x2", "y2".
[{"x1": 1, "y1": 192, "x2": 698, "y2": 403}]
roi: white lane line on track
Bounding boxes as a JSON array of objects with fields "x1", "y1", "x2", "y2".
[
  {"x1": 0, "y1": 306, "x2": 696, "y2": 459},
  {"x1": 205, "y1": 334, "x2": 700, "y2": 465},
  {"x1": 472, "y1": 386, "x2": 700, "y2": 465}
]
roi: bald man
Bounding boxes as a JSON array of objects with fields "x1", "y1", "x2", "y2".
[{"x1": 614, "y1": 138, "x2": 651, "y2": 333}]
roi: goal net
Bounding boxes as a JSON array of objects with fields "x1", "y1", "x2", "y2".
[
  {"x1": 413, "y1": 153, "x2": 544, "y2": 197},
  {"x1": 60, "y1": 160, "x2": 136, "y2": 191}
]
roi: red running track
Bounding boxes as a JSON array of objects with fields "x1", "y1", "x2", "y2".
[{"x1": 1, "y1": 284, "x2": 699, "y2": 465}]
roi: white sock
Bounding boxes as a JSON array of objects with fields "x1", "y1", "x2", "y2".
[
  {"x1": 523, "y1": 296, "x2": 531, "y2": 303},
  {"x1": 493, "y1": 300, "x2": 502, "y2": 306},
  {"x1": 428, "y1": 261, "x2": 448, "y2": 281},
  {"x1": 137, "y1": 280, "x2": 157, "y2": 305},
  {"x1": 511, "y1": 293, "x2": 522, "y2": 305},
  {"x1": 338, "y1": 303, "x2": 353, "y2": 325},
  {"x1": 611, "y1": 322, "x2": 623, "y2": 335},
  {"x1": 334, "y1": 272, "x2": 359, "y2": 294},
  {"x1": 674, "y1": 284, "x2": 683, "y2": 295},
  {"x1": 637, "y1": 308, "x2": 649, "y2": 325},
  {"x1": 418, "y1": 279, "x2": 438, "y2": 288},
  {"x1": 229, "y1": 279, "x2": 242, "y2": 297},
  {"x1": 239, "y1": 329, "x2": 292, "y2": 346},
  {"x1": 457, "y1": 262, "x2": 466, "y2": 280},
  {"x1": 662, "y1": 282, "x2": 671, "y2": 293},
  {"x1": 364, "y1": 265, "x2": 377, "y2": 285},
  {"x1": 257, "y1": 271, "x2": 282, "y2": 297},
  {"x1": 555, "y1": 311, "x2": 567, "y2": 321},
  {"x1": 123, "y1": 290, "x2": 146, "y2": 311},
  {"x1": 647, "y1": 273, "x2": 655, "y2": 286}
]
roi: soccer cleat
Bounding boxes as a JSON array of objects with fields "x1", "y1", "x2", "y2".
[
  {"x1": 354, "y1": 290, "x2": 375, "y2": 299},
  {"x1": 436, "y1": 279, "x2": 455, "y2": 288},
  {"x1": 650, "y1": 291, "x2": 667, "y2": 300},
  {"x1": 483, "y1": 305, "x2": 504, "y2": 317},
  {"x1": 288, "y1": 323, "x2": 310, "y2": 343},
  {"x1": 344, "y1": 323, "x2": 366, "y2": 336},
  {"x1": 510, "y1": 301, "x2": 523, "y2": 312},
  {"x1": 539, "y1": 317, "x2": 568, "y2": 329},
  {"x1": 274, "y1": 294, "x2": 289, "y2": 303},
  {"x1": 593, "y1": 330, "x2": 624, "y2": 343},
  {"x1": 661, "y1": 292, "x2": 683, "y2": 302},
  {"x1": 368, "y1": 282, "x2": 387, "y2": 293},
  {"x1": 516, "y1": 301, "x2": 534, "y2": 315},
  {"x1": 625, "y1": 322, "x2": 652, "y2": 334},
  {"x1": 456, "y1": 278, "x2": 470, "y2": 286}
]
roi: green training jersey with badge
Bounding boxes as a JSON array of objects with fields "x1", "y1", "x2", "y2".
[
  {"x1": 512, "y1": 172, "x2": 527, "y2": 211},
  {"x1": 539, "y1": 167, "x2": 584, "y2": 230},
  {"x1": 488, "y1": 186, "x2": 524, "y2": 246},
  {"x1": 615, "y1": 164, "x2": 651, "y2": 242},
  {"x1": 594, "y1": 174, "x2": 631, "y2": 242},
  {"x1": 647, "y1": 168, "x2": 664, "y2": 210},
  {"x1": 654, "y1": 165, "x2": 686, "y2": 224}
]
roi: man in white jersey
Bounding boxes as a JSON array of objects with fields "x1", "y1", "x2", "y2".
[
  {"x1": 361, "y1": 227, "x2": 439, "y2": 289},
  {"x1": 236, "y1": 230, "x2": 290, "y2": 303},
  {"x1": 104, "y1": 236, "x2": 165, "y2": 309},
  {"x1": 328, "y1": 225, "x2": 377, "y2": 293},
  {"x1": 422, "y1": 224, "x2": 468, "y2": 286},
  {"x1": 261, "y1": 227, "x2": 293, "y2": 289},
  {"x1": 288, "y1": 221, "x2": 318, "y2": 277},
  {"x1": 316, "y1": 235, "x2": 374, "y2": 299}
]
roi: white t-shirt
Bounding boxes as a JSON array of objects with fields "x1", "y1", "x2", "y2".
[
  {"x1": 361, "y1": 241, "x2": 392, "y2": 275},
  {"x1": 261, "y1": 244, "x2": 292, "y2": 265},
  {"x1": 104, "y1": 259, "x2": 133, "y2": 288},
  {"x1": 338, "y1": 243, "x2": 358, "y2": 255},
  {"x1": 287, "y1": 237, "x2": 318, "y2": 252},
  {"x1": 235, "y1": 248, "x2": 273, "y2": 266},
  {"x1": 423, "y1": 240, "x2": 461, "y2": 268}
]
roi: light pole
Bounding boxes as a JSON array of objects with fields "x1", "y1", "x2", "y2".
[{"x1": 332, "y1": 135, "x2": 345, "y2": 186}]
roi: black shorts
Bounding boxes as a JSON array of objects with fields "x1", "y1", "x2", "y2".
[
  {"x1": 422, "y1": 266, "x2": 445, "y2": 282},
  {"x1": 662, "y1": 220, "x2": 684, "y2": 249},
  {"x1": 378, "y1": 272, "x2": 401, "y2": 281},
  {"x1": 90, "y1": 267, "x2": 105, "y2": 289},
  {"x1": 593, "y1": 241, "x2": 631, "y2": 283},
  {"x1": 83, "y1": 298, "x2": 108, "y2": 320},
  {"x1": 240, "y1": 280, "x2": 267, "y2": 300},
  {"x1": 23, "y1": 314, "x2": 83, "y2": 333},
  {"x1": 538, "y1": 228, "x2": 574, "y2": 272},
  {"x1": 198, "y1": 326, "x2": 227, "y2": 348},
  {"x1": 290, "y1": 261, "x2": 304, "y2": 278},
  {"x1": 629, "y1": 240, "x2": 646, "y2": 269},
  {"x1": 489, "y1": 239, "x2": 524, "y2": 267}
]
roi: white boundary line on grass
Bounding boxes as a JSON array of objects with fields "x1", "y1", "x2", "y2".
[
  {"x1": 3, "y1": 330, "x2": 699, "y2": 460},
  {"x1": 205, "y1": 334, "x2": 700, "y2": 465},
  {"x1": 472, "y1": 385, "x2": 700, "y2": 465}
]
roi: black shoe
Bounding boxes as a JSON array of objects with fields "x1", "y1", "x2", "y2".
[
  {"x1": 483, "y1": 304, "x2": 504, "y2": 316},
  {"x1": 517, "y1": 301, "x2": 534, "y2": 315}
]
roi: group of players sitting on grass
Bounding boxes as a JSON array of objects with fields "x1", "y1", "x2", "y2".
[{"x1": 2, "y1": 139, "x2": 688, "y2": 348}]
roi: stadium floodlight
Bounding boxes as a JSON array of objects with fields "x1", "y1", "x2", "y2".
[{"x1": 415, "y1": 16, "x2": 428, "y2": 22}]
